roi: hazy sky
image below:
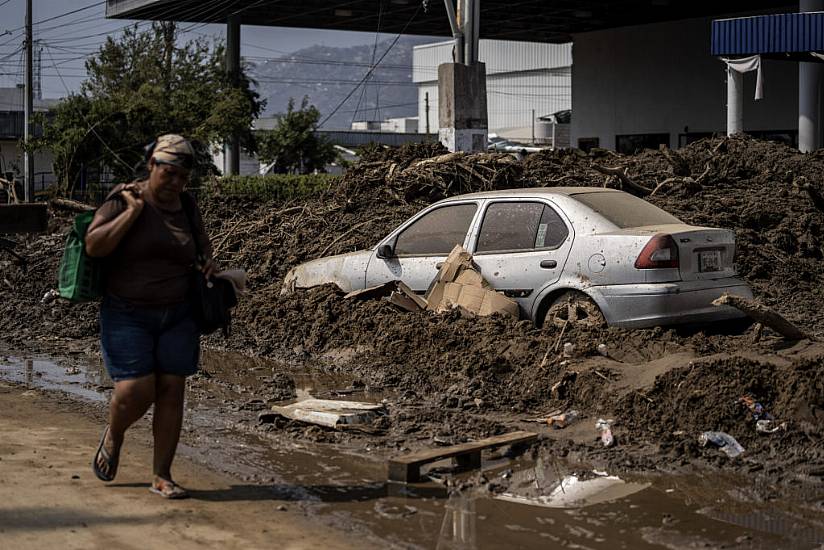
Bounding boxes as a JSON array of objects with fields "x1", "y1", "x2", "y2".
[{"x1": 0, "y1": 0, "x2": 397, "y2": 99}]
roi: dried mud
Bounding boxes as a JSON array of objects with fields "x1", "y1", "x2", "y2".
[{"x1": 2, "y1": 136, "x2": 824, "y2": 485}]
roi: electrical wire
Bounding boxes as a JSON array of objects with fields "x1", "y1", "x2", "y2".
[
  {"x1": 318, "y1": 1, "x2": 421, "y2": 128},
  {"x1": 43, "y1": 44, "x2": 133, "y2": 173}
]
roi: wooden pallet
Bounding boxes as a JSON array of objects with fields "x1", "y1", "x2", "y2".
[{"x1": 387, "y1": 430, "x2": 538, "y2": 483}]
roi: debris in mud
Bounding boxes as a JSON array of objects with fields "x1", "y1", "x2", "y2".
[
  {"x1": 713, "y1": 294, "x2": 811, "y2": 340},
  {"x1": 698, "y1": 431, "x2": 745, "y2": 458},
  {"x1": 3, "y1": 135, "x2": 824, "y2": 480},
  {"x1": 596, "y1": 419, "x2": 615, "y2": 447},
  {"x1": 387, "y1": 430, "x2": 537, "y2": 483},
  {"x1": 262, "y1": 398, "x2": 385, "y2": 429},
  {"x1": 755, "y1": 419, "x2": 787, "y2": 434},
  {"x1": 546, "y1": 409, "x2": 579, "y2": 429},
  {"x1": 424, "y1": 245, "x2": 519, "y2": 319}
]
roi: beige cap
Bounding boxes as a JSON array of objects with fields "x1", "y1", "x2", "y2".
[{"x1": 151, "y1": 134, "x2": 194, "y2": 169}]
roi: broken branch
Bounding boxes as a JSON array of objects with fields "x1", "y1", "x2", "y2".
[
  {"x1": 319, "y1": 215, "x2": 389, "y2": 257},
  {"x1": 712, "y1": 294, "x2": 811, "y2": 341},
  {"x1": 591, "y1": 164, "x2": 653, "y2": 195}
]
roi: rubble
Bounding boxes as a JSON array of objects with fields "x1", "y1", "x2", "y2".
[{"x1": 1, "y1": 135, "x2": 823, "y2": 480}]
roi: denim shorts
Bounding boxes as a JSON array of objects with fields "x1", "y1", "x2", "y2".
[{"x1": 100, "y1": 295, "x2": 200, "y2": 382}]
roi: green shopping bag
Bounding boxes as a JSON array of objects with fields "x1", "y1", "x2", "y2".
[{"x1": 57, "y1": 210, "x2": 104, "y2": 302}]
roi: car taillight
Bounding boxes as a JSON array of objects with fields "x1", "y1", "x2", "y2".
[{"x1": 635, "y1": 234, "x2": 679, "y2": 269}]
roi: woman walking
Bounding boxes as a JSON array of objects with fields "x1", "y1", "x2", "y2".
[{"x1": 85, "y1": 134, "x2": 214, "y2": 499}]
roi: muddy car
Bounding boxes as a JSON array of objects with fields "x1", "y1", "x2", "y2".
[{"x1": 282, "y1": 187, "x2": 753, "y2": 328}]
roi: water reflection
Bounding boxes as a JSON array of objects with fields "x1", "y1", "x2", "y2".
[
  {"x1": 491, "y1": 457, "x2": 650, "y2": 510},
  {"x1": 436, "y1": 492, "x2": 478, "y2": 550}
]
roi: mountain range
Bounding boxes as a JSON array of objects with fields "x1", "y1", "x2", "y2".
[{"x1": 249, "y1": 36, "x2": 436, "y2": 130}]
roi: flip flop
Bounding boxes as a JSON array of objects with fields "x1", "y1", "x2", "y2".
[
  {"x1": 92, "y1": 425, "x2": 119, "y2": 482},
  {"x1": 150, "y1": 478, "x2": 189, "y2": 499}
]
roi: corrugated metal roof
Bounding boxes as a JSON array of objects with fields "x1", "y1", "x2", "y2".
[{"x1": 712, "y1": 12, "x2": 824, "y2": 55}]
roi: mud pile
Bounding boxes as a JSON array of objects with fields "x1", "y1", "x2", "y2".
[{"x1": 1, "y1": 136, "x2": 823, "y2": 473}]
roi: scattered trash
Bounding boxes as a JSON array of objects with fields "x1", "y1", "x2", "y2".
[
  {"x1": 562, "y1": 342, "x2": 575, "y2": 358},
  {"x1": 547, "y1": 409, "x2": 579, "y2": 429},
  {"x1": 756, "y1": 419, "x2": 787, "y2": 434},
  {"x1": 64, "y1": 366, "x2": 80, "y2": 375},
  {"x1": 596, "y1": 343, "x2": 608, "y2": 357},
  {"x1": 595, "y1": 419, "x2": 615, "y2": 447},
  {"x1": 738, "y1": 395, "x2": 773, "y2": 421},
  {"x1": 426, "y1": 245, "x2": 519, "y2": 319},
  {"x1": 698, "y1": 431, "x2": 745, "y2": 457},
  {"x1": 41, "y1": 289, "x2": 60, "y2": 304},
  {"x1": 259, "y1": 399, "x2": 385, "y2": 429}
]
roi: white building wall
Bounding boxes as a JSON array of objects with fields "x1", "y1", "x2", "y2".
[
  {"x1": 487, "y1": 69, "x2": 571, "y2": 139},
  {"x1": 572, "y1": 16, "x2": 799, "y2": 150},
  {"x1": 413, "y1": 39, "x2": 572, "y2": 82},
  {"x1": 414, "y1": 40, "x2": 572, "y2": 137}
]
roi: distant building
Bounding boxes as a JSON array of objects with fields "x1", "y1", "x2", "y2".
[
  {"x1": 413, "y1": 39, "x2": 572, "y2": 147},
  {"x1": 213, "y1": 115, "x2": 432, "y2": 175},
  {"x1": 0, "y1": 86, "x2": 58, "y2": 190},
  {"x1": 351, "y1": 116, "x2": 419, "y2": 133}
]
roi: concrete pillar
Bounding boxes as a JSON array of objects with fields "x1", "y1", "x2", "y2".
[
  {"x1": 799, "y1": 0, "x2": 824, "y2": 152},
  {"x1": 727, "y1": 67, "x2": 744, "y2": 136},
  {"x1": 224, "y1": 15, "x2": 241, "y2": 175},
  {"x1": 438, "y1": 62, "x2": 488, "y2": 152}
]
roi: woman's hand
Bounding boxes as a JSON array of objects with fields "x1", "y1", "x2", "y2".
[
  {"x1": 201, "y1": 258, "x2": 217, "y2": 280},
  {"x1": 121, "y1": 183, "x2": 145, "y2": 218}
]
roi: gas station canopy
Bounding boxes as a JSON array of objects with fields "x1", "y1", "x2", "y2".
[{"x1": 106, "y1": 0, "x2": 792, "y2": 44}]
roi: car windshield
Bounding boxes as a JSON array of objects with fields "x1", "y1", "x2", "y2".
[{"x1": 571, "y1": 192, "x2": 682, "y2": 228}]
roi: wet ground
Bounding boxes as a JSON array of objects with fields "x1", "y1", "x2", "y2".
[{"x1": 2, "y1": 346, "x2": 822, "y2": 549}]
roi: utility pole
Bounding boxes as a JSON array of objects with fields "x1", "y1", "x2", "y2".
[
  {"x1": 425, "y1": 92, "x2": 430, "y2": 134},
  {"x1": 24, "y1": 0, "x2": 33, "y2": 202},
  {"x1": 531, "y1": 109, "x2": 535, "y2": 145}
]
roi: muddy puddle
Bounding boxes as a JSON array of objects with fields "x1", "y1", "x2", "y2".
[{"x1": 1, "y1": 347, "x2": 823, "y2": 549}]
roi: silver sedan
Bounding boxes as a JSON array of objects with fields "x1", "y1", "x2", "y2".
[{"x1": 283, "y1": 187, "x2": 753, "y2": 328}]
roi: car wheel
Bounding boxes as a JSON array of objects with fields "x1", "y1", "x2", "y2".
[{"x1": 544, "y1": 291, "x2": 605, "y2": 329}]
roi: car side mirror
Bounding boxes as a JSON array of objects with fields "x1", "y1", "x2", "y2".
[{"x1": 377, "y1": 244, "x2": 394, "y2": 259}]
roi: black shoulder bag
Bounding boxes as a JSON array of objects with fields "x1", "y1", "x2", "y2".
[{"x1": 180, "y1": 193, "x2": 237, "y2": 337}]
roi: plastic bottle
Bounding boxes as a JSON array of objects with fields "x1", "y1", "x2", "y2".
[
  {"x1": 698, "y1": 431, "x2": 745, "y2": 457},
  {"x1": 595, "y1": 418, "x2": 615, "y2": 447}
]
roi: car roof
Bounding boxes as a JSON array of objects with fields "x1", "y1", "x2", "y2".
[{"x1": 436, "y1": 187, "x2": 623, "y2": 202}]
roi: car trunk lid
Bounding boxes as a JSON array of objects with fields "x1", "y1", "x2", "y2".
[{"x1": 629, "y1": 224, "x2": 737, "y2": 281}]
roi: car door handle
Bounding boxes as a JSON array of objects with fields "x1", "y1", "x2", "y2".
[{"x1": 540, "y1": 259, "x2": 557, "y2": 269}]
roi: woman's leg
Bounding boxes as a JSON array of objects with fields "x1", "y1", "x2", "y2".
[
  {"x1": 152, "y1": 373, "x2": 186, "y2": 481},
  {"x1": 96, "y1": 374, "x2": 156, "y2": 478}
]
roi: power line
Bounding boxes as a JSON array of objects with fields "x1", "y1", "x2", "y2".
[
  {"x1": 43, "y1": 44, "x2": 133, "y2": 173},
  {"x1": 318, "y1": 2, "x2": 421, "y2": 128}
]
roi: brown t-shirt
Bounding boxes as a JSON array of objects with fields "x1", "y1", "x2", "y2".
[{"x1": 97, "y1": 183, "x2": 212, "y2": 307}]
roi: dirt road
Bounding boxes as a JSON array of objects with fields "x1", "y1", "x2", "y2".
[{"x1": 0, "y1": 381, "x2": 364, "y2": 550}]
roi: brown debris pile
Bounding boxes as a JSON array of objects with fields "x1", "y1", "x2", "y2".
[{"x1": 1, "y1": 136, "x2": 824, "y2": 473}]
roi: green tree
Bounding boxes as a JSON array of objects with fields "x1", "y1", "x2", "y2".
[
  {"x1": 256, "y1": 97, "x2": 337, "y2": 174},
  {"x1": 35, "y1": 22, "x2": 264, "y2": 195}
]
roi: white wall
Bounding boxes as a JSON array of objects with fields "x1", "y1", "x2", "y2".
[
  {"x1": 571, "y1": 16, "x2": 799, "y2": 150},
  {"x1": 414, "y1": 39, "x2": 572, "y2": 139}
]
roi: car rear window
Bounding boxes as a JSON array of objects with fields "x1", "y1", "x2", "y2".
[{"x1": 572, "y1": 192, "x2": 682, "y2": 228}]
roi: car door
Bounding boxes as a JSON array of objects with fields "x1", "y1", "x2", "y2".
[
  {"x1": 469, "y1": 199, "x2": 574, "y2": 315},
  {"x1": 364, "y1": 201, "x2": 480, "y2": 292}
]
